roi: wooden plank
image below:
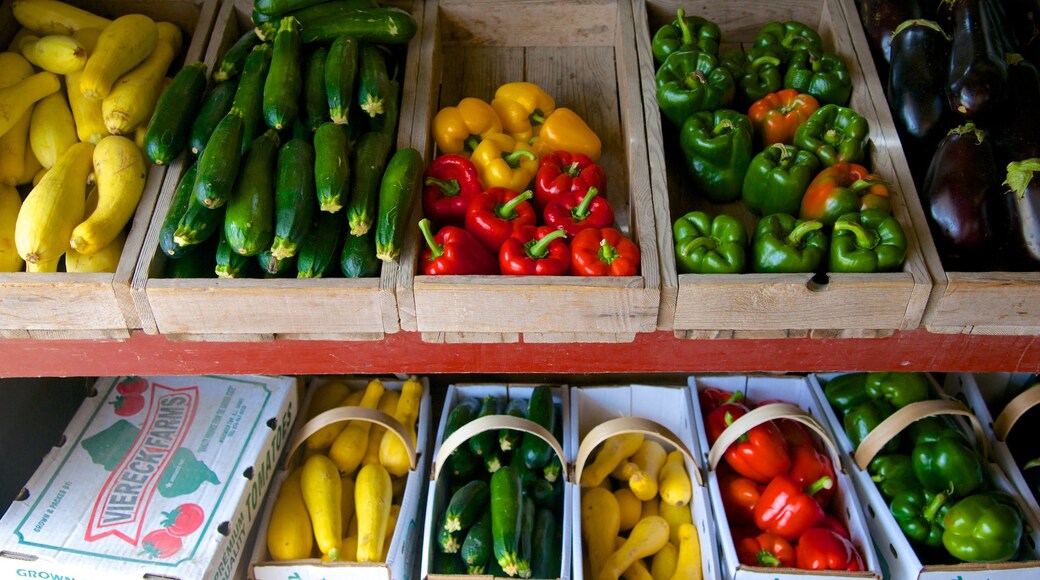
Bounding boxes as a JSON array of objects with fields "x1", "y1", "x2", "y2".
[
  {"x1": 438, "y1": 0, "x2": 617, "y2": 47},
  {"x1": 27, "y1": 328, "x2": 131, "y2": 340},
  {"x1": 165, "y1": 332, "x2": 274, "y2": 343},
  {"x1": 922, "y1": 272, "x2": 1040, "y2": 329},
  {"x1": 523, "y1": 332, "x2": 637, "y2": 343},
  {"x1": 421, "y1": 332, "x2": 520, "y2": 343}
]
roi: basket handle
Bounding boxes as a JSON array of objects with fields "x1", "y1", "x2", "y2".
[
  {"x1": 285, "y1": 406, "x2": 415, "y2": 470},
  {"x1": 574, "y1": 416, "x2": 702, "y2": 487},
  {"x1": 431, "y1": 415, "x2": 564, "y2": 481},
  {"x1": 993, "y1": 384, "x2": 1040, "y2": 442},
  {"x1": 707, "y1": 403, "x2": 843, "y2": 475},
  {"x1": 854, "y1": 399, "x2": 988, "y2": 470}
]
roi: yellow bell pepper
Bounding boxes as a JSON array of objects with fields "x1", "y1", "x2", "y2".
[
  {"x1": 490, "y1": 82, "x2": 556, "y2": 143},
  {"x1": 470, "y1": 133, "x2": 538, "y2": 191},
  {"x1": 532, "y1": 107, "x2": 602, "y2": 161},
  {"x1": 431, "y1": 97, "x2": 503, "y2": 157}
]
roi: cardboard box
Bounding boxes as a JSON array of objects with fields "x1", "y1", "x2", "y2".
[
  {"x1": 0, "y1": 375, "x2": 298, "y2": 580},
  {"x1": 420, "y1": 384, "x2": 572, "y2": 579},
  {"x1": 249, "y1": 376, "x2": 432, "y2": 580},
  {"x1": 689, "y1": 375, "x2": 881, "y2": 579},
  {"x1": 809, "y1": 373, "x2": 1040, "y2": 579},
  {"x1": 569, "y1": 384, "x2": 720, "y2": 580}
]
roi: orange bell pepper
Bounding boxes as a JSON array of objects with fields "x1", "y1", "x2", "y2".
[
  {"x1": 747, "y1": 89, "x2": 820, "y2": 147},
  {"x1": 531, "y1": 107, "x2": 602, "y2": 161}
]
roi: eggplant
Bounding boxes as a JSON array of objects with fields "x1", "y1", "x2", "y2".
[
  {"x1": 1005, "y1": 0, "x2": 1040, "y2": 53},
  {"x1": 946, "y1": 0, "x2": 1008, "y2": 118},
  {"x1": 859, "y1": 0, "x2": 925, "y2": 71},
  {"x1": 993, "y1": 54, "x2": 1040, "y2": 162},
  {"x1": 921, "y1": 123, "x2": 1002, "y2": 269},
  {"x1": 1003, "y1": 160, "x2": 1040, "y2": 269}
]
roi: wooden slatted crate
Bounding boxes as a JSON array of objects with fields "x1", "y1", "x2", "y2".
[
  {"x1": 0, "y1": 0, "x2": 218, "y2": 339},
  {"x1": 638, "y1": 0, "x2": 933, "y2": 339},
  {"x1": 397, "y1": 0, "x2": 661, "y2": 344},
  {"x1": 130, "y1": 0, "x2": 424, "y2": 341}
]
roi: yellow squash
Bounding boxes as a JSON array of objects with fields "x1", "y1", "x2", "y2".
[
  {"x1": 641, "y1": 499, "x2": 659, "y2": 520},
  {"x1": 340, "y1": 536, "x2": 359, "y2": 562},
  {"x1": 306, "y1": 390, "x2": 356, "y2": 452},
  {"x1": 0, "y1": 184, "x2": 24, "y2": 272},
  {"x1": 598, "y1": 516, "x2": 670, "y2": 580},
  {"x1": 66, "y1": 231, "x2": 123, "y2": 272},
  {"x1": 71, "y1": 27, "x2": 100, "y2": 51},
  {"x1": 363, "y1": 390, "x2": 399, "y2": 467},
  {"x1": 70, "y1": 135, "x2": 146, "y2": 255},
  {"x1": 0, "y1": 71, "x2": 61, "y2": 137},
  {"x1": 301, "y1": 454, "x2": 343, "y2": 561},
  {"x1": 614, "y1": 536, "x2": 654, "y2": 580},
  {"x1": 670, "y1": 524, "x2": 702, "y2": 580},
  {"x1": 379, "y1": 376, "x2": 422, "y2": 476},
  {"x1": 658, "y1": 451, "x2": 692, "y2": 507},
  {"x1": 581, "y1": 433, "x2": 645, "y2": 488},
  {"x1": 66, "y1": 70, "x2": 108, "y2": 144},
  {"x1": 12, "y1": 0, "x2": 112, "y2": 36},
  {"x1": 306, "y1": 380, "x2": 351, "y2": 420},
  {"x1": 611, "y1": 460, "x2": 639, "y2": 482},
  {"x1": 100, "y1": 23, "x2": 179, "y2": 135},
  {"x1": 355, "y1": 463, "x2": 392, "y2": 562},
  {"x1": 0, "y1": 52, "x2": 35, "y2": 186},
  {"x1": 629, "y1": 441, "x2": 667, "y2": 501},
  {"x1": 266, "y1": 469, "x2": 313, "y2": 561},
  {"x1": 15, "y1": 141, "x2": 93, "y2": 264},
  {"x1": 340, "y1": 476, "x2": 356, "y2": 535},
  {"x1": 614, "y1": 488, "x2": 641, "y2": 532},
  {"x1": 20, "y1": 34, "x2": 86, "y2": 74},
  {"x1": 381, "y1": 504, "x2": 401, "y2": 560},
  {"x1": 25, "y1": 255, "x2": 59, "y2": 272},
  {"x1": 582, "y1": 486, "x2": 621, "y2": 580},
  {"x1": 658, "y1": 501, "x2": 692, "y2": 547},
  {"x1": 650, "y1": 542, "x2": 678, "y2": 580},
  {"x1": 329, "y1": 379, "x2": 386, "y2": 475},
  {"x1": 30, "y1": 91, "x2": 78, "y2": 169},
  {"x1": 79, "y1": 14, "x2": 157, "y2": 102}
]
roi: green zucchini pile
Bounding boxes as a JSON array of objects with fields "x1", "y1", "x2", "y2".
[
  {"x1": 149, "y1": 0, "x2": 420, "y2": 279},
  {"x1": 433, "y1": 386, "x2": 564, "y2": 578}
]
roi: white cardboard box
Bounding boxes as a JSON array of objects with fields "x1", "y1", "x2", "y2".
[
  {"x1": 0, "y1": 375, "x2": 298, "y2": 580},
  {"x1": 569, "y1": 383, "x2": 720, "y2": 580},
  {"x1": 808, "y1": 373, "x2": 1040, "y2": 579},
  {"x1": 689, "y1": 375, "x2": 881, "y2": 580},
  {"x1": 420, "y1": 384, "x2": 572, "y2": 580},
  {"x1": 249, "y1": 376, "x2": 432, "y2": 580}
]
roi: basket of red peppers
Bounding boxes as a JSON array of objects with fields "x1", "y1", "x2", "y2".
[{"x1": 418, "y1": 82, "x2": 640, "y2": 277}]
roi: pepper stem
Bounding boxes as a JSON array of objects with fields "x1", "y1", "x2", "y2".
[
  {"x1": 787, "y1": 220, "x2": 823, "y2": 247},
  {"x1": 923, "y1": 492, "x2": 947, "y2": 522},
  {"x1": 681, "y1": 237, "x2": 718, "y2": 253},
  {"x1": 598, "y1": 238, "x2": 619, "y2": 266},
  {"x1": 749, "y1": 55, "x2": 782, "y2": 72},
  {"x1": 850, "y1": 178, "x2": 886, "y2": 192},
  {"x1": 713, "y1": 120, "x2": 736, "y2": 136},
  {"x1": 726, "y1": 391, "x2": 745, "y2": 404},
  {"x1": 757, "y1": 550, "x2": 781, "y2": 567},
  {"x1": 834, "y1": 220, "x2": 878, "y2": 249},
  {"x1": 566, "y1": 161, "x2": 582, "y2": 177},
  {"x1": 525, "y1": 229, "x2": 567, "y2": 259},
  {"x1": 805, "y1": 476, "x2": 833, "y2": 497},
  {"x1": 684, "y1": 69, "x2": 707, "y2": 90},
  {"x1": 496, "y1": 190, "x2": 534, "y2": 220},
  {"x1": 1024, "y1": 457, "x2": 1040, "y2": 470},
  {"x1": 530, "y1": 109, "x2": 546, "y2": 127},
  {"x1": 424, "y1": 176, "x2": 461, "y2": 197},
  {"x1": 502, "y1": 148, "x2": 538, "y2": 168},
  {"x1": 419, "y1": 218, "x2": 443, "y2": 260},
  {"x1": 676, "y1": 9, "x2": 694, "y2": 46},
  {"x1": 572, "y1": 187, "x2": 600, "y2": 221},
  {"x1": 464, "y1": 135, "x2": 482, "y2": 152}
]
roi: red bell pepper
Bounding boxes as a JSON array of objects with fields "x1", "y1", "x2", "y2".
[
  {"x1": 753, "y1": 475, "x2": 830, "y2": 541},
  {"x1": 736, "y1": 532, "x2": 796, "y2": 568},
  {"x1": 699, "y1": 387, "x2": 738, "y2": 415},
  {"x1": 464, "y1": 187, "x2": 537, "y2": 253},
  {"x1": 788, "y1": 444, "x2": 837, "y2": 508},
  {"x1": 422, "y1": 154, "x2": 483, "y2": 227},
  {"x1": 799, "y1": 162, "x2": 891, "y2": 226},
  {"x1": 570, "y1": 227, "x2": 640, "y2": 276},
  {"x1": 419, "y1": 218, "x2": 498, "y2": 275},
  {"x1": 820, "y1": 513, "x2": 850, "y2": 540},
  {"x1": 722, "y1": 423, "x2": 791, "y2": 484},
  {"x1": 542, "y1": 186, "x2": 614, "y2": 235},
  {"x1": 795, "y1": 527, "x2": 865, "y2": 571},
  {"x1": 534, "y1": 150, "x2": 607, "y2": 212},
  {"x1": 757, "y1": 399, "x2": 814, "y2": 447},
  {"x1": 499, "y1": 226, "x2": 570, "y2": 275},
  {"x1": 717, "y1": 463, "x2": 762, "y2": 526},
  {"x1": 705, "y1": 391, "x2": 749, "y2": 446},
  {"x1": 747, "y1": 89, "x2": 821, "y2": 147}
]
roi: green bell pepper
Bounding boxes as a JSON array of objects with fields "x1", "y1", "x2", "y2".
[
  {"x1": 751, "y1": 213, "x2": 828, "y2": 273},
  {"x1": 722, "y1": 47, "x2": 784, "y2": 107},
  {"x1": 679, "y1": 109, "x2": 754, "y2": 203},
  {"x1": 829, "y1": 210, "x2": 907, "y2": 273},
  {"x1": 906, "y1": 416, "x2": 953, "y2": 446},
  {"x1": 844, "y1": 399, "x2": 901, "y2": 453},
  {"x1": 890, "y1": 488, "x2": 949, "y2": 549},
  {"x1": 823, "y1": 372, "x2": 870, "y2": 416},
  {"x1": 742, "y1": 143, "x2": 820, "y2": 215},
  {"x1": 943, "y1": 493, "x2": 1023, "y2": 562},
  {"x1": 869, "y1": 454, "x2": 920, "y2": 500},
  {"x1": 865, "y1": 372, "x2": 930, "y2": 409},
  {"x1": 651, "y1": 8, "x2": 722, "y2": 64},
  {"x1": 655, "y1": 49, "x2": 735, "y2": 126},
  {"x1": 673, "y1": 211, "x2": 748, "y2": 274},
  {"x1": 783, "y1": 48, "x2": 853, "y2": 106},
  {"x1": 912, "y1": 428, "x2": 985, "y2": 497},
  {"x1": 754, "y1": 21, "x2": 823, "y2": 60},
  {"x1": 793, "y1": 104, "x2": 870, "y2": 167}
]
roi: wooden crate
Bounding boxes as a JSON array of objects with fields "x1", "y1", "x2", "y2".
[
  {"x1": 130, "y1": 0, "x2": 424, "y2": 341},
  {"x1": 396, "y1": 0, "x2": 661, "y2": 344},
  {"x1": 638, "y1": 0, "x2": 933, "y2": 339},
  {"x1": 0, "y1": 0, "x2": 218, "y2": 340}
]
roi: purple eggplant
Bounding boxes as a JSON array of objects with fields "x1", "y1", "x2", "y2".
[
  {"x1": 946, "y1": 0, "x2": 1008, "y2": 118},
  {"x1": 921, "y1": 123, "x2": 1002, "y2": 269},
  {"x1": 1003, "y1": 160, "x2": 1040, "y2": 269},
  {"x1": 993, "y1": 55, "x2": 1040, "y2": 163},
  {"x1": 859, "y1": 0, "x2": 925, "y2": 66}
]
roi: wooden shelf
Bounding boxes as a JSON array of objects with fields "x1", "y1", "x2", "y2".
[{"x1": 0, "y1": 330, "x2": 1037, "y2": 378}]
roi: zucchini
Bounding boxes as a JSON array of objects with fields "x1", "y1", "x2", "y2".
[
  {"x1": 232, "y1": 43, "x2": 271, "y2": 155},
  {"x1": 295, "y1": 6, "x2": 418, "y2": 45},
  {"x1": 193, "y1": 107, "x2": 245, "y2": 208},
  {"x1": 520, "y1": 386, "x2": 556, "y2": 470},
  {"x1": 255, "y1": 1, "x2": 379, "y2": 40},
  {"x1": 214, "y1": 29, "x2": 260, "y2": 82},
  {"x1": 159, "y1": 161, "x2": 199, "y2": 259},
  {"x1": 499, "y1": 397, "x2": 527, "y2": 453},
  {"x1": 485, "y1": 451, "x2": 504, "y2": 473},
  {"x1": 490, "y1": 466, "x2": 523, "y2": 577},
  {"x1": 314, "y1": 122, "x2": 350, "y2": 213},
  {"x1": 252, "y1": 8, "x2": 273, "y2": 27},
  {"x1": 357, "y1": 44, "x2": 390, "y2": 118},
  {"x1": 303, "y1": 46, "x2": 329, "y2": 131},
  {"x1": 461, "y1": 510, "x2": 492, "y2": 574},
  {"x1": 271, "y1": 138, "x2": 316, "y2": 259},
  {"x1": 375, "y1": 147, "x2": 423, "y2": 261},
  {"x1": 527, "y1": 478, "x2": 553, "y2": 508},
  {"x1": 346, "y1": 131, "x2": 391, "y2": 235},
  {"x1": 371, "y1": 78, "x2": 400, "y2": 141},
  {"x1": 254, "y1": 0, "x2": 327, "y2": 17},
  {"x1": 530, "y1": 509, "x2": 558, "y2": 579},
  {"x1": 215, "y1": 229, "x2": 250, "y2": 278},
  {"x1": 433, "y1": 550, "x2": 467, "y2": 574},
  {"x1": 144, "y1": 61, "x2": 207, "y2": 165},
  {"x1": 325, "y1": 36, "x2": 358, "y2": 124},
  {"x1": 262, "y1": 17, "x2": 301, "y2": 130},
  {"x1": 225, "y1": 129, "x2": 280, "y2": 256},
  {"x1": 437, "y1": 516, "x2": 461, "y2": 554},
  {"x1": 174, "y1": 193, "x2": 224, "y2": 247},
  {"x1": 443, "y1": 480, "x2": 489, "y2": 533},
  {"x1": 258, "y1": 250, "x2": 296, "y2": 277},
  {"x1": 189, "y1": 77, "x2": 237, "y2": 156},
  {"x1": 340, "y1": 229, "x2": 379, "y2": 278},
  {"x1": 469, "y1": 396, "x2": 503, "y2": 458},
  {"x1": 165, "y1": 238, "x2": 216, "y2": 278},
  {"x1": 517, "y1": 496, "x2": 535, "y2": 579},
  {"x1": 444, "y1": 398, "x2": 481, "y2": 480},
  {"x1": 296, "y1": 211, "x2": 343, "y2": 278},
  {"x1": 543, "y1": 455, "x2": 562, "y2": 483}
]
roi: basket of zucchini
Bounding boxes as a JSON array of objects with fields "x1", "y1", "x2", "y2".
[{"x1": 422, "y1": 384, "x2": 570, "y2": 579}]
